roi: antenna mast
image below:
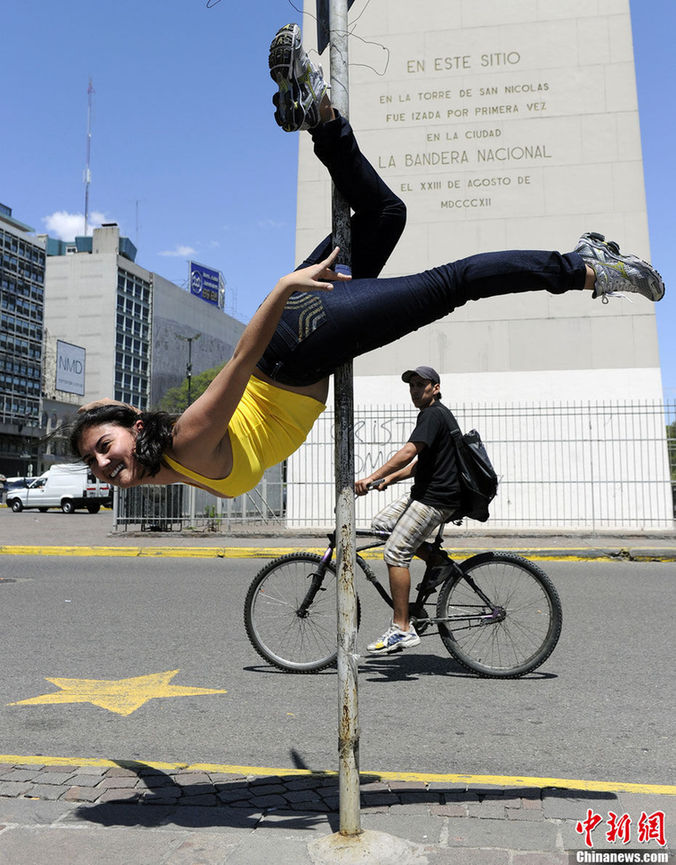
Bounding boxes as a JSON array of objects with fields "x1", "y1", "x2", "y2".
[{"x1": 84, "y1": 78, "x2": 94, "y2": 236}]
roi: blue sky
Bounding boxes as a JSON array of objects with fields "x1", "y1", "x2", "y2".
[{"x1": 2, "y1": 1, "x2": 674, "y2": 398}]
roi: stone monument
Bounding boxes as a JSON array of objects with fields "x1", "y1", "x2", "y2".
[{"x1": 296, "y1": 0, "x2": 662, "y2": 406}]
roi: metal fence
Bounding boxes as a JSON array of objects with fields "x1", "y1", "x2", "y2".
[
  {"x1": 113, "y1": 463, "x2": 285, "y2": 533},
  {"x1": 114, "y1": 399, "x2": 676, "y2": 533}
]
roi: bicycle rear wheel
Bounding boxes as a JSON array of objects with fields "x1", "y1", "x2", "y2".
[
  {"x1": 244, "y1": 553, "x2": 360, "y2": 673},
  {"x1": 436, "y1": 552, "x2": 562, "y2": 678}
]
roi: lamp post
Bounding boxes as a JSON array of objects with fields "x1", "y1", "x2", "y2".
[
  {"x1": 17, "y1": 416, "x2": 34, "y2": 475},
  {"x1": 177, "y1": 333, "x2": 201, "y2": 407}
]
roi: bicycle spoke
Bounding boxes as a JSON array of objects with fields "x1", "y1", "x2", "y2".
[
  {"x1": 437, "y1": 553, "x2": 562, "y2": 677},
  {"x1": 244, "y1": 553, "x2": 361, "y2": 673}
]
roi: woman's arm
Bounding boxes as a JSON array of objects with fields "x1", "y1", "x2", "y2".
[{"x1": 171, "y1": 247, "x2": 348, "y2": 454}]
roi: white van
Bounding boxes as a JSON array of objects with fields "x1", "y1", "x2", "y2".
[{"x1": 6, "y1": 464, "x2": 112, "y2": 514}]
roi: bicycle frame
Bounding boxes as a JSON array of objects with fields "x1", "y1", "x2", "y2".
[
  {"x1": 311, "y1": 530, "x2": 507, "y2": 632},
  {"x1": 311, "y1": 530, "x2": 393, "y2": 609},
  {"x1": 244, "y1": 524, "x2": 562, "y2": 677}
]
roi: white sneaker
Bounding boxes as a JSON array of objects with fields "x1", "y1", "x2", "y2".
[
  {"x1": 575, "y1": 231, "x2": 665, "y2": 302},
  {"x1": 367, "y1": 622, "x2": 420, "y2": 655},
  {"x1": 269, "y1": 23, "x2": 329, "y2": 132}
]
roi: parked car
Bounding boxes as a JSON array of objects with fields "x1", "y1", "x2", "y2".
[{"x1": 6, "y1": 464, "x2": 112, "y2": 514}]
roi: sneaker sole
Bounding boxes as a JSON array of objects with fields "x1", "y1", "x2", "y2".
[
  {"x1": 367, "y1": 638, "x2": 421, "y2": 655},
  {"x1": 269, "y1": 26, "x2": 305, "y2": 132},
  {"x1": 269, "y1": 24, "x2": 325, "y2": 132},
  {"x1": 268, "y1": 25, "x2": 300, "y2": 80}
]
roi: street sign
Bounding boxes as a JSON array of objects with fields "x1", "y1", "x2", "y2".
[
  {"x1": 189, "y1": 261, "x2": 223, "y2": 308},
  {"x1": 55, "y1": 340, "x2": 86, "y2": 396}
]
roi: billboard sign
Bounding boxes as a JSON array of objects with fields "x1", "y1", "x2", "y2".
[
  {"x1": 189, "y1": 261, "x2": 223, "y2": 308},
  {"x1": 56, "y1": 340, "x2": 86, "y2": 396}
]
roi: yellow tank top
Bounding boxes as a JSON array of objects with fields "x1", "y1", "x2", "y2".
[{"x1": 162, "y1": 376, "x2": 325, "y2": 498}]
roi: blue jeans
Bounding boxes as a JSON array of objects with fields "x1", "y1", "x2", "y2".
[
  {"x1": 257, "y1": 117, "x2": 587, "y2": 387},
  {"x1": 296, "y1": 114, "x2": 407, "y2": 278}
]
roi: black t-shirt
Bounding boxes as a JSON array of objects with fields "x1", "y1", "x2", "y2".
[{"x1": 408, "y1": 401, "x2": 461, "y2": 509}]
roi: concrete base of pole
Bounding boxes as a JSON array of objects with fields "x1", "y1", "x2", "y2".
[{"x1": 308, "y1": 829, "x2": 427, "y2": 864}]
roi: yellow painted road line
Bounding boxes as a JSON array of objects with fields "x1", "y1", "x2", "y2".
[
  {"x1": 1, "y1": 754, "x2": 674, "y2": 796},
  {"x1": 1, "y1": 544, "x2": 672, "y2": 562},
  {"x1": 0, "y1": 545, "x2": 297, "y2": 558}
]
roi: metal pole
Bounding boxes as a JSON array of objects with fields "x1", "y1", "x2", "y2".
[
  {"x1": 187, "y1": 338, "x2": 193, "y2": 406},
  {"x1": 177, "y1": 333, "x2": 200, "y2": 407},
  {"x1": 84, "y1": 79, "x2": 94, "y2": 237},
  {"x1": 328, "y1": 0, "x2": 361, "y2": 837}
]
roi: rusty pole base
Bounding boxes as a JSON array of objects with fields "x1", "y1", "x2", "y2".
[{"x1": 308, "y1": 829, "x2": 427, "y2": 864}]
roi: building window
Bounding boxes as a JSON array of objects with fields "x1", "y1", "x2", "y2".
[
  {"x1": 114, "y1": 268, "x2": 151, "y2": 410},
  {"x1": 0, "y1": 228, "x2": 45, "y2": 427}
]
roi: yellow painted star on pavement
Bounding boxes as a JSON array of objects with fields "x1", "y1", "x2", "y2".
[{"x1": 9, "y1": 670, "x2": 227, "y2": 716}]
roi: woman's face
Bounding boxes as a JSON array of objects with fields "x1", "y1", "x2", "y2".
[{"x1": 78, "y1": 421, "x2": 144, "y2": 488}]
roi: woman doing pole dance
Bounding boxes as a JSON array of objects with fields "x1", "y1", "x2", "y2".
[{"x1": 71, "y1": 24, "x2": 665, "y2": 498}]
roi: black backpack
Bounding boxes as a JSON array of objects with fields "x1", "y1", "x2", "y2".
[{"x1": 447, "y1": 412, "x2": 499, "y2": 522}]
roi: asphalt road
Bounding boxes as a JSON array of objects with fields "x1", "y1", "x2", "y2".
[{"x1": 0, "y1": 554, "x2": 673, "y2": 787}]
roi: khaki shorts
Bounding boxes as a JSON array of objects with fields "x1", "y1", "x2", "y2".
[{"x1": 372, "y1": 494, "x2": 455, "y2": 568}]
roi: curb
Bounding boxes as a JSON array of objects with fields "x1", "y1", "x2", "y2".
[
  {"x1": 1, "y1": 544, "x2": 676, "y2": 561},
  {"x1": 1, "y1": 755, "x2": 674, "y2": 809}
]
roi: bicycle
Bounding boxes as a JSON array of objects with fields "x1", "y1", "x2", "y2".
[{"x1": 243, "y1": 523, "x2": 563, "y2": 678}]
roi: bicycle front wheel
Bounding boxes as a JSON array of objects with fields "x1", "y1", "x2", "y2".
[
  {"x1": 244, "y1": 553, "x2": 360, "y2": 673},
  {"x1": 436, "y1": 552, "x2": 562, "y2": 678}
]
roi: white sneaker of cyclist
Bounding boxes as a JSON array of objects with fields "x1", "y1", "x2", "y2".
[{"x1": 367, "y1": 622, "x2": 420, "y2": 655}]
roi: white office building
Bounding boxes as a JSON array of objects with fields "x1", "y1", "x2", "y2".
[{"x1": 0, "y1": 204, "x2": 46, "y2": 477}]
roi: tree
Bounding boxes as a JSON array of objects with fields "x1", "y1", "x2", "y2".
[{"x1": 156, "y1": 364, "x2": 225, "y2": 413}]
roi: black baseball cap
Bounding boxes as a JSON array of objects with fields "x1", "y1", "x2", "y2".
[{"x1": 401, "y1": 365, "x2": 440, "y2": 384}]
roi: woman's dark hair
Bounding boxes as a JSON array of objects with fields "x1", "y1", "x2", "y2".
[{"x1": 69, "y1": 405, "x2": 178, "y2": 478}]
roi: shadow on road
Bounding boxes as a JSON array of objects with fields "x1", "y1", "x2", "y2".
[
  {"x1": 243, "y1": 646, "x2": 559, "y2": 682},
  {"x1": 361, "y1": 651, "x2": 558, "y2": 682}
]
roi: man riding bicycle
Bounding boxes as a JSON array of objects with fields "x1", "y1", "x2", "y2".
[{"x1": 355, "y1": 365, "x2": 461, "y2": 655}]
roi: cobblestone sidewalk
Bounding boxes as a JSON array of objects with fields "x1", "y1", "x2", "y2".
[{"x1": 1, "y1": 761, "x2": 674, "y2": 865}]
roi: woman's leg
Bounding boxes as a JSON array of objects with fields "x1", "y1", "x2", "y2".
[
  {"x1": 262, "y1": 247, "x2": 587, "y2": 386},
  {"x1": 297, "y1": 114, "x2": 406, "y2": 278},
  {"x1": 259, "y1": 231, "x2": 663, "y2": 388},
  {"x1": 268, "y1": 24, "x2": 406, "y2": 278}
]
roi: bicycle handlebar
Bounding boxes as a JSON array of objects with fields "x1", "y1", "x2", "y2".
[{"x1": 352, "y1": 479, "x2": 385, "y2": 501}]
